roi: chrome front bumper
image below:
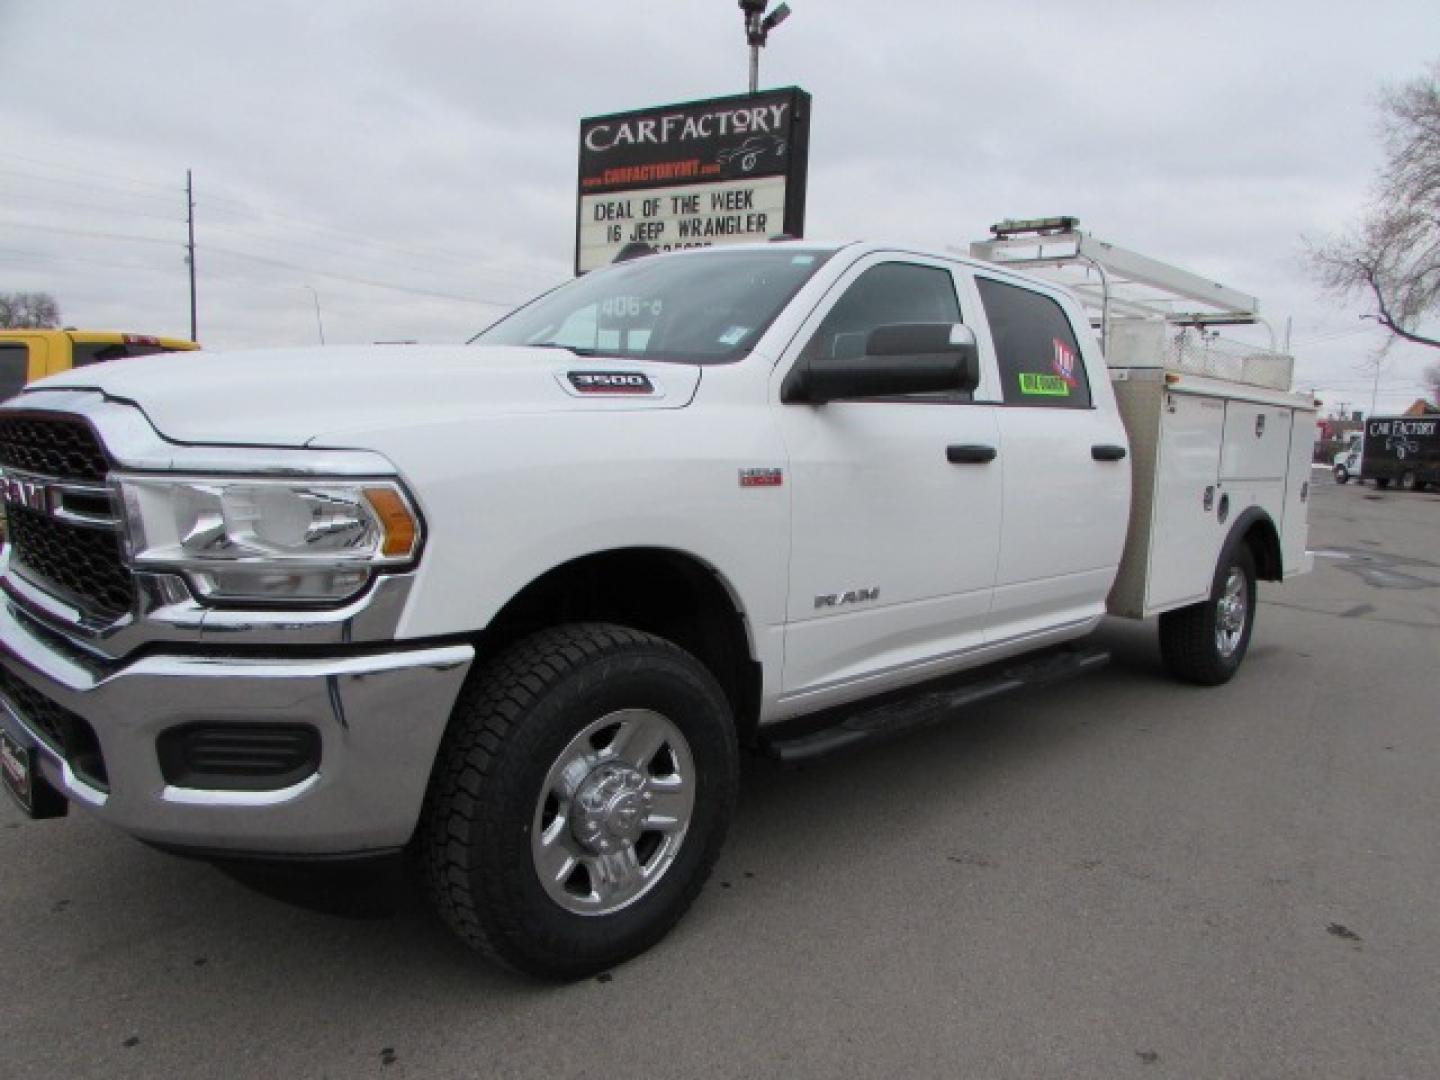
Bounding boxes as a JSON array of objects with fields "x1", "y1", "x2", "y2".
[{"x1": 0, "y1": 596, "x2": 473, "y2": 856}]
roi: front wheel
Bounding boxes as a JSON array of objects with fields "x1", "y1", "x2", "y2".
[
  {"x1": 420, "y1": 623, "x2": 737, "y2": 979},
  {"x1": 1159, "y1": 546, "x2": 1257, "y2": 686},
  {"x1": 1376, "y1": 477, "x2": 1391, "y2": 489},
  {"x1": 1333, "y1": 464, "x2": 1350, "y2": 484},
  {"x1": 1398, "y1": 470, "x2": 1417, "y2": 492}
]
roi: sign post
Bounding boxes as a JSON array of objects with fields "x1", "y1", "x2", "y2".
[{"x1": 575, "y1": 87, "x2": 811, "y2": 275}]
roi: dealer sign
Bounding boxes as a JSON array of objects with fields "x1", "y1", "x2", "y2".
[{"x1": 576, "y1": 87, "x2": 811, "y2": 274}]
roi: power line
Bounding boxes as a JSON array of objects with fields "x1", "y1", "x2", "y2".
[
  {"x1": 0, "y1": 187, "x2": 184, "y2": 224},
  {"x1": 0, "y1": 217, "x2": 183, "y2": 247},
  {"x1": 1, "y1": 217, "x2": 522, "y2": 307},
  {"x1": 0, "y1": 165, "x2": 181, "y2": 205},
  {"x1": 202, "y1": 244, "x2": 523, "y2": 308},
  {"x1": 198, "y1": 217, "x2": 496, "y2": 282},
  {"x1": 0, "y1": 245, "x2": 184, "y2": 276},
  {"x1": 3, "y1": 150, "x2": 564, "y2": 288},
  {"x1": 194, "y1": 198, "x2": 565, "y2": 285},
  {"x1": 0, "y1": 150, "x2": 181, "y2": 194}
]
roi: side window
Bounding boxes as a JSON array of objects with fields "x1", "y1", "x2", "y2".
[
  {"x1": 0, "y1": 344, "x2": 29, "y2": 400},
  {"x1": 801, "y1": 261, "x2": 963, "y2": 369},
  {"x1": 976, "y1": 277, "x2": 1093, "y2": 409}
]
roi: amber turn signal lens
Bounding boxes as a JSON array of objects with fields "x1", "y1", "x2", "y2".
[{"x1": 364, "y1": 487, "x2": 419, "y2": 558}]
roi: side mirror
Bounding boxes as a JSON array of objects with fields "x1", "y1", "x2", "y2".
[{"x1": 783, "y1": 322, "x2": 980, "y2": 404}]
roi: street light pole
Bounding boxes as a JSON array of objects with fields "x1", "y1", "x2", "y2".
[
  {"x1": 186, "y1": 169, "x2": 197, "y2": 341},
  {"x1": 304, "y1": 285, "x2": 325, "y2": 345},
  {"x1": 738, "y1": 1, "x2": 792, "y2": 94}
]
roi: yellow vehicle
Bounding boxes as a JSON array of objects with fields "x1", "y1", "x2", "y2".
[{"x1": 0, "y1": 329, "x2": 199, "y2": 400}]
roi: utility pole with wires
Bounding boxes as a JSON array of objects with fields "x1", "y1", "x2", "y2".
[
  {"x1": 185, "y1": 169, "x2": 197, "y2": 341},
  {"x1": 304, "y1": 285, "x2": 325, "y2": 344}
]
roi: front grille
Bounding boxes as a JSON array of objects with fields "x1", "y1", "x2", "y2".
[
  {"x1": 0, "y1": 664, "x2": 108, "y2": 790},
  {"x1": 0, "y1": 415, "x2": 109, "y2": 482},
  {"x1": 1, "y1": 413, "x2": 134, "y2": 621},
  {"x1": 7, "y1": 506, "x2": 135, "y2": 618}
]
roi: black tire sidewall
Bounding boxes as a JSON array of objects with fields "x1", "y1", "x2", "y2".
[
  {"x1": 472, "y1": 640, "x2": 736, "y2": 974},
  {"x1": 1334, "y1": 466, "x2": 1349, "y2": 484}
]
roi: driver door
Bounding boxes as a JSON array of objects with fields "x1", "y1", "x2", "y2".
[{"x1": 773, "y1": 255, "x2": 1003, "y2": 712}]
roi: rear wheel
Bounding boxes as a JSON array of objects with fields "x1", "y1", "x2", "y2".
[
  {"x1": 1376, "y1": 477, "x2": 1391, "y2": 489},
  {"x1": 1333, "y1": 464, "x2": 1350, "y2": 484},
  {"x1": 420, "y1": 623, "x2": 737, "y2": 979},
  {"x1": 1159, "y1": 545, "x2": 1257, "y2": 686},
  {"x1": 1398, "y1": 470, "x2": 1417, "y2": 492}
]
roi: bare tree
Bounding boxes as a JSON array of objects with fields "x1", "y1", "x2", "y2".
[
  {"x1": 1310, "y1": 63, "x2": 1440, "y2": 350},
  {"x1": 1425, "y1": 361, "x2": 1440, "y2": 404},
  {"x1": 0, "y1": 291, "x2": 62, "y2": 329}
]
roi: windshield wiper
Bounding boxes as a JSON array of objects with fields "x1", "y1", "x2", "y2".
[{"x1": 524, "y1": 342, "x2": 603, "y2": 357}]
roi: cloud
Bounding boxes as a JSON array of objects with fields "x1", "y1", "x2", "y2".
[{"x1": 0, "y1": 0, "x2": 1435, "y2": 408}]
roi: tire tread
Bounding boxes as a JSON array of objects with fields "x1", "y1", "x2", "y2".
[{"x1": 419, "y1": 622, "x2": 731, "y2": 977}]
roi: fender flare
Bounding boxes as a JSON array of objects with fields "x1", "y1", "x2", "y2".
[{"x1": 1217, "y1": 505, "x2": 1282, "y2": 583}]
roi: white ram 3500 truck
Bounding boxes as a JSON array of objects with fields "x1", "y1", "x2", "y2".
[{"x1": 0, "y1": 239, "x2": 1314, "y2": 977}]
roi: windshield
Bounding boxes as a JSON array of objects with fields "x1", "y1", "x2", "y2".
[{"x1": 474, "y1": 248, "x2": 834, "y2": 364}]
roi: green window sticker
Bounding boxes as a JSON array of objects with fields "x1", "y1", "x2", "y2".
[{"x1": 1018, "y1": 372, "x2": 1071, "y2": 397}]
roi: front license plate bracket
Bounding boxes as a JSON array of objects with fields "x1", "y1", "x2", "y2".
[{"x1": 1, "y1": 714, "x2": 69, "y2": 820}]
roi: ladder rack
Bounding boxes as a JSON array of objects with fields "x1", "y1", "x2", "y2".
[{"x1": 969, "y1": 217, "x2": 1292, "y2": 391}]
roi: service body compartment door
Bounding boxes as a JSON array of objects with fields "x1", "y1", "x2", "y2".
[
  {"x1": 1221, "y1": 402, "x2": 1292, "y2": 481},
  {"x1": 1281, "y1": 407, "x2": 1317, "y2": 576},
  {"x1": 1148, "y1": 392, "x2": 1227, "y2": 610}
]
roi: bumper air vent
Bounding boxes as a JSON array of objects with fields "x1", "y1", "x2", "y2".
[{"x1": 157, "y1": 724, "x2": 321, "y2": 792}]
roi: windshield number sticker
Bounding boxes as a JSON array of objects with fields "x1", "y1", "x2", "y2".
[{"x1": 600, "y1": 297, "x2": 663, "y2": 320}]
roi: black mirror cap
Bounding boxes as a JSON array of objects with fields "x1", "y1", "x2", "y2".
[
  {"x1": 782, "y1": 322, "x2": 979, "y2": 403},
  {"x1": 867, "y1": 322, "x2": 979, "y2": 393}
]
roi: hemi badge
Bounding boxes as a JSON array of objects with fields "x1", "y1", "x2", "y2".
[{"x1": 739, "y1": 468, "x2": 783, "y2": 488}]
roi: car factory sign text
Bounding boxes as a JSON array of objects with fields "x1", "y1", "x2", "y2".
[{"x1": 576, "y1": 87, "x2": 811, "y2": 274}]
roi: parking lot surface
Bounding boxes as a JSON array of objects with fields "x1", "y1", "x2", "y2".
[{"x1": 3, "y1": 475, "x2": 1438, "y2": 1079}]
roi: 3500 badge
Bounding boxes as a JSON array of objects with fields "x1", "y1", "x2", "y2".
[{"x1": 567, "y1": 372, "x2": 655, "y2": 394}]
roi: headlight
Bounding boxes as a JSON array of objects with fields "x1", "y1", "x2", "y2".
[{"x1": 117, "y1": 476, "x2": 421, "y2": 604}]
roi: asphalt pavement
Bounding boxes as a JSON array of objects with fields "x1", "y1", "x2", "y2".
[{"x1": 3, "y1": 473, "x2": 1438, "y2": 1079}]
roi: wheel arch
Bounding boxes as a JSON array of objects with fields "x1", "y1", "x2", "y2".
[
  {"x1": 1228, "y1": 506, "x2": 1282, "y2": 582},
  {"x1": 473, "y1": 547, "x2": 763, "y2": 743}
]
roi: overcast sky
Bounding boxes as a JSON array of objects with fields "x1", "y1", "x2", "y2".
[{"x1": 2, "y1": 0, "x2": 1438, "y2": 414}]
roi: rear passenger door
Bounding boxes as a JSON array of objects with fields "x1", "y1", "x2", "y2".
[{"x1": 972, "y1": 274, "x2": 1130, "y2": 643}]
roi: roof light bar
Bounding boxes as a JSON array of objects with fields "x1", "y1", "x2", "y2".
[{"x1": 990, "y1": 216, "x2": 1080, "y2": 238}]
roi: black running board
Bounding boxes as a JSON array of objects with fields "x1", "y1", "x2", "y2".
[{"x1": 762, "y1": 646, "x2": 1110, "y2": 765}]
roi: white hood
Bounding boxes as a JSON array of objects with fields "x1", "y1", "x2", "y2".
[{"x1": 26, "y1": 345, "x2": 702, "y2": 447}]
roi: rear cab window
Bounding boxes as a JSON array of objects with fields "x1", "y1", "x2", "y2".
[{"x1": 976, "y1": 277, "x2": 1092, "y2": 409}]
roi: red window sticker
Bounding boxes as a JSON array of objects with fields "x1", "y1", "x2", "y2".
[
  {"x1": 1051, "y1": 339, "x2": 1078, "y2": 386},
  {"x1": 739, "y1": 468, "x2": 783, "y2": 488}
]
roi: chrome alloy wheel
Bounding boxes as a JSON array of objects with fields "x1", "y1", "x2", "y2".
[
  {"x1": 531, "y1": 709, "x2": 695, "y2": 916},
  {"x1": 1215, "y1": 566, "x2": 1248, "y2": 658}
]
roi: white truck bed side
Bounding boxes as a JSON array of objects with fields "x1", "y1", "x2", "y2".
[{"x1": 1107, "y1": 367, "x2": 1317, "y2": 619}]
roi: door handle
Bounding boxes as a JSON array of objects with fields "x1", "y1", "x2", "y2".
[
  {"x1": 1091, "y1": 444, "x2": 1127, "y2": 461},
  {"x1": 947, "y1": 444, "x2": 997, "y2": 464}
]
